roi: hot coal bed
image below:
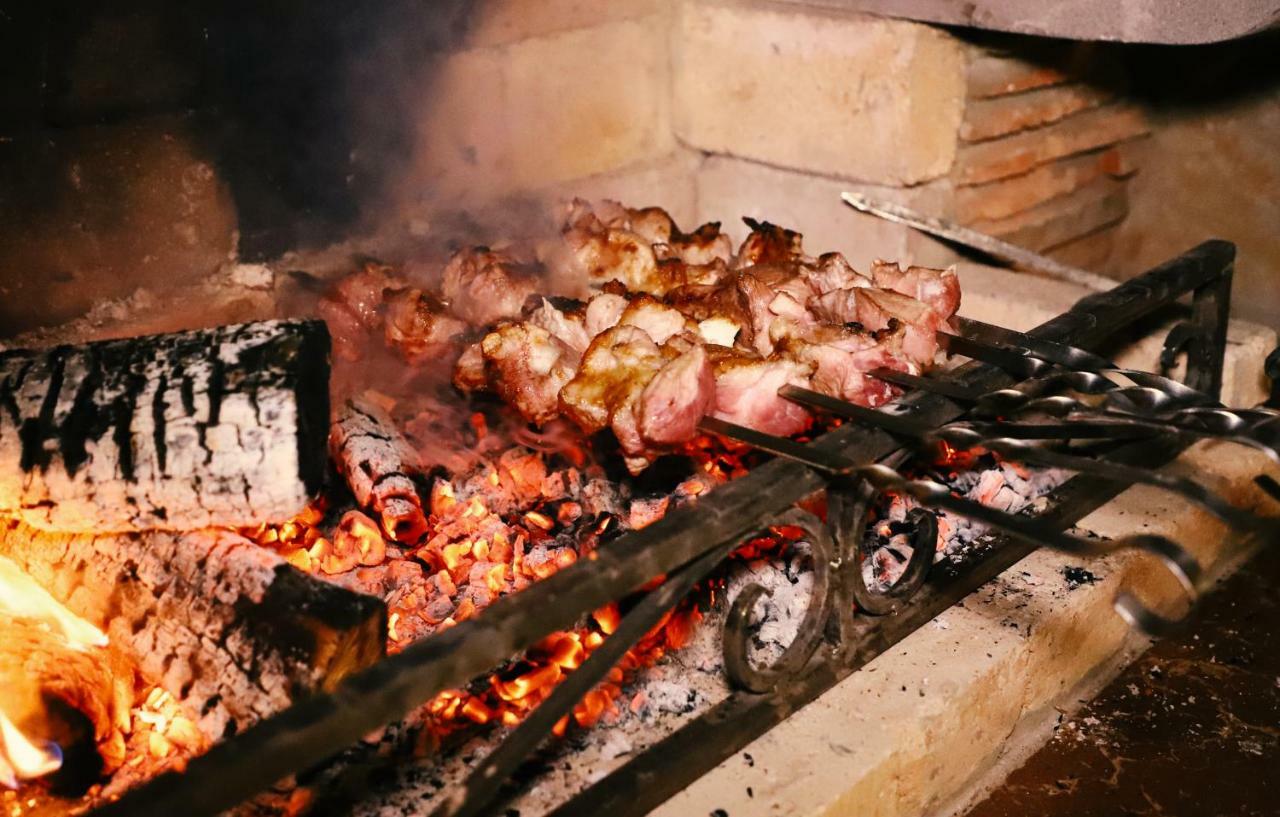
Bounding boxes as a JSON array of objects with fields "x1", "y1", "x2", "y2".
[{"x1": 4, "y1": 231, "x2": 1276, "y2": 817}]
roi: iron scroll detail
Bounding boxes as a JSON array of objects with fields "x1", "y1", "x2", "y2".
[{"x1": 722, "y1": 461, "x2": 939, "y2": 693}]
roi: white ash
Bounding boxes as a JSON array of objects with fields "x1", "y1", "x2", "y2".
[
  {"x1": 349, "y1": 459, "x2": 1069, "y2": 817},
  {"x1": 863, "y1": 461, "x2": 1071, "y2": 592}
]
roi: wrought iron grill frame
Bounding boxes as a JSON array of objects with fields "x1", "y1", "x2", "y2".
[{"x1": 94, "y1": 240, "x2": 1247, "y2": 817}]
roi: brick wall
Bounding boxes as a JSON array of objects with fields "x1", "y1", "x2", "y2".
[{"x1": 3, "y1": 0, "x2": 1157, "y2": 335}]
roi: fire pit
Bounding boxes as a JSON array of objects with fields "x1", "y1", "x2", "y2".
[
  {"x1": 2, "y1": 194, "x2": 1277, "y2": 817},
  {"x1": 3, "y1": 4, "x2": 1280, "y2": 816}
]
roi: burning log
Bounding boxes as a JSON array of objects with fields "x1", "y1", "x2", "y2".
[
  {"x1": 0, "y1": 320, "x2": 331, "y2": 533},
  {"x1": 0, "y1": 556, "x2": 132, "y2": 792},
  {"x1": 0, "y1": 518, "x2": 386, "y2": 741},
  {"x1": 0, "y1": 618, "x2": 132, "y2": 791},
  {"x1": 330, "y1": 396, "x2": 429, "y2": 544}
]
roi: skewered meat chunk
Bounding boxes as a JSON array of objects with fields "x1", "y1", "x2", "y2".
[
  {"x1": 584, "y1": 292, "x2": 629, "y2": 336},
  {"x1": 636, "y1": 344, "x2": 715, "y2": 447},
  {"x1": 319, "y1": 262, "x2": 395, "y2": 361},
  {"x1": 529, "y1": 297, "x2": 593, "y2": 355},
  {"x1": 548, "y1": 199, "x2": 734, "y2": 297},
  {"x1": 624, "y1": 206, "x2": 676, "y2": 245},
  {"x1": 442, "y1": 247, "x2": 539, "y2": 326},
  {"x1": 446, "y1": 199, "x2": 961, "y2": 469},
  {"x1": 655, "y1": 222, "x2": 734, "y2": 266},
  {"x1": 560, "y1": 326, "x2": 715, "y2": 473},
  {"x1": 618, "y1": 295, "x2": 699, "y2": 345},
  {"x1": 870, "y1": 260, "x2": 961, "y2": 322},
  {"x1": 801, "y1": 252, "x2": 872, "y2": 297},
  {"x1": 709, "y1": 350, "x2": 814, "y2": 438},
  {"x1": 779, "y1": 325, "x2": 907, "y2": 408},
  {"x1": 480, "y1": 322, "x2": 580, "y2": 425},
  {"x1": 810, "y1": 286, "x2": 943, "y2": 369},
  {"x1": 453, "y1": 341, "x2": 488, "y2": 393},
  {"x1": 383, "y1": 288, "x2": 467, "y2": 363}
]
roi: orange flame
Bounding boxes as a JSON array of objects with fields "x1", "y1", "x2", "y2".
[{"x1": 0, "y1": 556, "x2": 109, "y2": 788}]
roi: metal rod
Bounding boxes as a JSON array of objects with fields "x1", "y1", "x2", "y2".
[
  {"x1": 697, "y1": 416, "x2": 855, "y2": 474},
  {"x1": 952, "y1": 315, "x2": 1117, "y2": 371},
  {"x1": 841, "y1": 192, "x2": 1120, "y2": 292},
  {"x1": 436, "y1": 541, "x2": 734, "y2": 817}
]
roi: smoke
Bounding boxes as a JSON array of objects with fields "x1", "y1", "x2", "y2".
[{"x1": 200, "y1": 0, "x2": 486, "y2": 259}]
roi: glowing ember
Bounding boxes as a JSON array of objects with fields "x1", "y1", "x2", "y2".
[{"x1": 245, "y1": 405, "x2": 806, "y2": 741}]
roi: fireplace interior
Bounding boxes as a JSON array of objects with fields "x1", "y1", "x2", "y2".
[{"x1": 2, "y1": 3, "x2": 1280, "y2": 817}]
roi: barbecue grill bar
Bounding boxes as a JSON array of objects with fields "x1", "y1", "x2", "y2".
[{"x1": 93, "y1": 241, "x2": 1235, "y2": 817}]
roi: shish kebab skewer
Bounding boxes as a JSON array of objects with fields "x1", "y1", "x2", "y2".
[
  {"x1": 694, "y1": 414, "x2": 1201, "y2": 638},
  {"x1": 444, "y1": 199, "x2": 965, "y2": 472}
]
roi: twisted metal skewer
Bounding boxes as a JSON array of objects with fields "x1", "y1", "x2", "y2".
[
  {"x1": 853, "y1": 461, "x2": 1202, "y2": 635},
  {"x1": 784, "y1": 385, "x2": 1272, "y2": 537},
  {"x1": 704, "y1": 408, "x2": 1205, "y2": 639}
]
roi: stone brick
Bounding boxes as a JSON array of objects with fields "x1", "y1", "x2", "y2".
[
  {"x1": 953, "y1": 148, "x2": 1119, "y2": 223},
  {"x1": 401, "y1": 17, "x2": 673, "y2": 208},
  {"x1": 967, "y1": 53, "x2": 1071, "y2": 99},
  {"x1": 502, "y1": 18, "x2": 674, "y2": 188},
  {"x1": 674, "y1": 0, "x2": 966, "y2": 186},
  {"x1": 461, "y1": 0, "x2": 668, "y2": 47},
  {"x1": 694, "y1": 155, "x2": 961, "y2": 272},
  {"x1": 961, "y1": 83, "x2": 1114, "y2": 142},
  {"x1": 0, "y1": 115, "x2": 237, "y2": 337},
  {"x1": 955, "y1": 104, "x2": 1149, "y2": 186},
  {"x1": 545, "y1": 150, "x2": 702, "y2": 230},
  {"x1": 404, "y1": 48, "x2": 509, "y2": 204},
  {"x1": 970, "y1": 176, "x2": 1129, "y2": 252}
]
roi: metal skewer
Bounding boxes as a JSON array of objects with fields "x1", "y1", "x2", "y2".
[{"x1": 841, "y1": 192, "x2": 1119, "y2": 292}]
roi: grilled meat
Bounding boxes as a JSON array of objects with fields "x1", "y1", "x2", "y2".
[
  {"x1": 383, "y1": 288, "x2": 467, "y2": 364},
  {"x1": 317, "y1": 199, "x2": 960, "y2": 470},
  {"x1": 442, "y1": 247, "x2": 539, "y2": 326}
]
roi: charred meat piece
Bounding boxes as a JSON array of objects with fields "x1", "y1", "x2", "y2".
[
  {"x1": 383, "y1": 288, "x2": 467, "y2": 364},
  {"x1": 733, "y1": 218, "x2": 808, "y2": 268},
  {"x1": 318, "y1": 262, "x2": 396, "y2": 361},
  {"x1": 549, "y1": 199, "x2": 733, "y2": 297},
  {"x1": 655, "y1": 222, "x2": 734, "y2": 266},
  {"x1": 778, "y1": 324, "x2": 906, "y2": 408},
  {"x1": 452, "y1": 340, "x2": 488, "y2": 393},
  {"x1": 618, "y1": 294, "x2": 699, "y2": 345},
  {"x1": 528, "y1": 297, "x2": 593, "y2": 355},
  {"x1": 584, "y1": 291, "x2": 629, "y2": 336},
  {"x1": 625, "y1": 205, "x2": 676, "y2": 245},
  {"x1": 810, "y1": 286, "x2": 943, "y2": 369},
  {"x1": 442, "y1": 247, "x2": 540, "y2": 327},
  {"x1": 550, "y1": 220, "x2": 662, "y2": 296},
  {"x1": 801, "y1": 252, "x2": 872, "y2": 297}
]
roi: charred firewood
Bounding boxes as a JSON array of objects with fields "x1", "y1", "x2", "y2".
[
  {"x1": 0, "y1": 320, "x2": 331, "y2": 533},
  {"x1": 330, "y1": 396, "x2": 429, "y2": 544},
  {"x1": 0, "y1": 518, "x2": 386, "y2": 741}
]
